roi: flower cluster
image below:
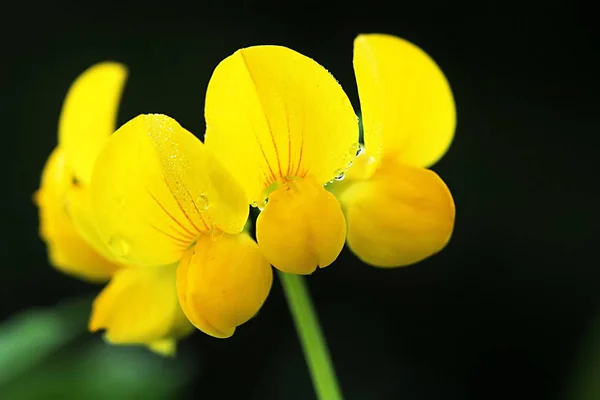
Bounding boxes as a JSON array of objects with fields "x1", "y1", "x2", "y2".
[{"x1": 35, "y1": 34, "x2": 456, "y2": 354}]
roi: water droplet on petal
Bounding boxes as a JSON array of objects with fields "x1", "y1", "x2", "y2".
[
  {"x1": 258, "y1": 198, "x2": 269, "y2": 211},
  {"x1": 349, "y1": 143, "x2": 360, "y2": 156},
  {"x1": 251, "y1": 201, "x2": 258, "y2": 208},
  {"x1": 108, "y1": 236, "x2": 130, "y2": 258},
  {"x1": 334, "y1": 168, "x2": 345, "y2": 181},
  {"x1": 356, "y1": 143, "x2": 365, "y2": 156},
  {"x1": 195, "y1": 193, "x2": 209, "y2": 210}
]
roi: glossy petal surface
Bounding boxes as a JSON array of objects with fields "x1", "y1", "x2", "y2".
[
  {"x1": 91, "y1": 114, "x2": 248, "y2": 266},
  {"x1": 177, "y1": 233, "x2": 272, "y2": 338},
  {"x1": 256, "y1": 177, "x2": 346, "y2": 274},
  {"x1": 340, "y1": 160, "x2": 455, "y2": 267},
  {"x1": 205, "y1": 45, "x2": 358, "y2": 203},
  {"x1": 354, "y1": 34, "x2": 455, "y2": 167}
]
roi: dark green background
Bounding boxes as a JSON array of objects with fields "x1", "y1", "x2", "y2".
[{"x1": 2, "y1": 2, "x2": 598, "y2": 399}]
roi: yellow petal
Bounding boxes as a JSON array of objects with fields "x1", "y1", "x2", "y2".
[
  {"x1": 177, "y1": 232, "x2": 272, "y2": 338},
  {"x1": 354, "y1": 34, "x2": 456, "y2": 168},
  {"x1": 58, "y1": 62, "x2": 128, "y2": 185},
  {"x1": 90, "y1": 114, "x2": 248, "y2": 267},
  {"x1": 340, "y1": 159, "x2": 455, "y2": 267},
  {"x1": 89, "y1": 264, "x2": 192, "y2": 344},
  {"x1": 256, "y1": 177, "x2": 346, "y2": 274},
  {"x1": 147, "y1": 338, "x2": 177, "y2": 357},
  {"x1": 35, "y1": 147, "x2": 119, "y2": 282},
  {"x1": 66, "y1": 186, "x2": 122, "y2": 263},
  {"x1": 204, "y1": 45, "x2": 359, "y2": 204}
]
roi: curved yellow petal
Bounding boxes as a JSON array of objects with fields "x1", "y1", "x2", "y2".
[
  {"x1": 177, "y1": 232, "x2": 272, "y2": 338},
  {"x1": 90, "y1": 114, "x2": 248, "y2": 267},
  {"x1": 256, "y1": 177, "x2": 346, "y2": 274},
  {"x1": 66, "y1": 186, "x2": 122, "y2": 263},
  {"x1": 89, "y1": 264, "x2": 192, "y2": 345},
  {"x1": 35, "y1": 147, "x2": 119, "y2": 282},
  {"x1": 340, "y1": 159, "x2": 455, "y2": 267},
  {"x1": 58, "y1": 62, "x2": 128, "y2": 185},
  {"x1": 354, "y1": 34, "x2": 456, "y2": 168},
  {"x1": 204, "y1": 45, "x2": 359, "y2": 204}
]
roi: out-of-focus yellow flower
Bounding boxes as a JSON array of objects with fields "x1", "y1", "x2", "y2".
[
  {"x1": 35, "y1": 63, "x2": 192, "y2": 355},
  {"x1": 35, "y1": 62, "x2": 127, "y2": 281},
  {"x1": 333, "y1": 34, "x2": 456, "y2": 267},
  {"x1": 204, "y1": 46, "x2": 359, "y2": 274},
  {"x1": 89, "y1": 263, "x2": 193, "y2": 355},
  {"x1": 89, "y1": 114, "x2": 273, "y2": 338}
]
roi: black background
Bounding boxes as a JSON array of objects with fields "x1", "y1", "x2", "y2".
[{"x1": 2, "y1": 2, "x2": 599, "y2": 399}]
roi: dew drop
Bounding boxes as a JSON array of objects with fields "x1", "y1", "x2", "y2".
[
  {"x1": 251, "y1": 201, "x2": 258, "y2": 208},
  {"x1": 258, "y1": 198, "x2": 269, "y2": 211},
  {"x1": 349, "y1": 142, "x2": 360, "y2": 156},
  {"x1": 195, "y1": 193, "x2": 209, "y2": 210},
  {"x1": 334, "y1": 168, "x2": 345, "y2": 181},
  {"x1": 108, "y1": 236, "x2": 130, "y2": 258},
  {"x1": 356, "y1": 143, "x2": 365, "y2": 156}
]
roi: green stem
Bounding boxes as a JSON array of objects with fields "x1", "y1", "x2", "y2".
[{"x1": 278, "y1": 271, "x2": 343, "y2": 400}]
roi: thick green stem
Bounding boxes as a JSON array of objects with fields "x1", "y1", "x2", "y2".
[{"x1": 278, "y1": 271, "x2": 343, "y2": 400}]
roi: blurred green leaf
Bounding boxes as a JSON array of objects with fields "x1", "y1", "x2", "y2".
[
  {"x1": 0, "y1": 296, "x2": 91, "y2": 386},
  {"x1": 0, "y1": 297, "x2": 195, "y2": 399},
  {"x1": 1, "y1": 341, "x2": 193, "y2": 400},
  {"x1": 567, "y1": 308, "x2": 600, "y2": 400}
]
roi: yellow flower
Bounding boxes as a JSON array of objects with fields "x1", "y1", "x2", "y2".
[
  {"x1": 89, "y1": 113, "x2": 273, "y2": 339},
  {"x1": 204, "y1": 46, "x2": 359, "y2": 274},
  {"x1": 89, "y1": 262, "x2": 193, "y2": 356},
  {"x1": 35, "y1": 62, "x2": 127, "y2": 281},
  {"x1": 333, "y1": 34, "x2": 456, "y2": 267},
  {"x1": 35, "y1": 63, "x2": 192, "y2": 354}
]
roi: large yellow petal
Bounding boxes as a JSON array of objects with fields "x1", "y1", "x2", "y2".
[
  {"x1": 204, "y1": 45, "x2": 359, "y2": 204},
  {"x1": 89, "y1": 263, "x2": 193, "y2": 346},
  {"x1": 177, "y1": 232, "x2": 272, "y2": 338},
  {"x1": 90, "y1": 114, "x2": 248, "y2": 267},
  {"x1": 35, "y1": 147, "x2": 119, "y2": 282},
  {"x1": 340, "y1": 159, "x2": 455, "y2": 267},
  {"x1": 354, "y1": 34, "x2": 456, "y2": 168},
  {"x1": 66, "y1": 185, "x2": 122, "y2": 264},
  {"x1": 58, "y1": 62, "x2": 128, "y2": 185},
  {"x1": 256, "y1": 177, "x2": 346, "y2": 274}
]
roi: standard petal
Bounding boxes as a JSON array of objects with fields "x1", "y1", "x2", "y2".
[
  {"x1": 354, "y1": 34, "x2": 456, "y2": 168},
  {"x1": 35, "y1": 147, "x2": 119, "y2": 281},
  {"x1": 90, "y1": 114, "x2": 248, "y2": 266},
  {"x1": 58, "y1": 62, "x2": 128, "y2": 185},
  {"x1": 256, "y1": 177, "x2": 346, "y2": 274},
  {"x1": 177, "y1": 232, "x2": 272, "y2": 338},
  {"x1": 340, "y1": 160, "x2": 455, "y2": 267},
  {"x1": 204, "y1": 45, "x2": 359, "y2": 204},
  {"x1": 89, "y1": 264, "x2": 192, "y2": 345}
]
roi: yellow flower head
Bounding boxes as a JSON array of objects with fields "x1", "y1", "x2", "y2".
[
  {"x1": 35, "y1": 62, "x2": 127, "y2": 281},
  {"x1": 335, "y1": 34, "x2": 456, "y2": 267},
  {"x1": 204, "y1": 45, "x2": 359, "y2": 274},
  {"x1": 36, "y1": 33, "x2": 456, "y2": 352},
  {"x1": 89, "y1": 114, "x2": 273, "y2": 338},
  {"x1": 35, "y1": 63, "x2": 192, "y2": 354}
]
